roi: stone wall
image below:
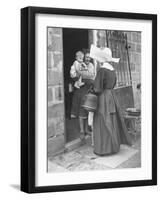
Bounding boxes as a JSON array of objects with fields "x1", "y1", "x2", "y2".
[{"x1": 47, "y1": 27, "x2": 65, "y2": 156}]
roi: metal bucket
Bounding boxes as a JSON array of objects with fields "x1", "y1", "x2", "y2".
[{"x1": 82, "y1": 93, "x2": 98, "y2": 112}]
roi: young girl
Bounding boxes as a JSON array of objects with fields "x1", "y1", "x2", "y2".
[{"x1": 70, "y1": 51, "x2": 86, "y2": 88}]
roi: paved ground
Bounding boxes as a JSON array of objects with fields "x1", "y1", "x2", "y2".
[{"x1": 48, "y1": 133, "x2": 141, "y2": 172}]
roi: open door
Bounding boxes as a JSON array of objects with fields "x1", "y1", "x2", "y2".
[{"x1": 63, "y1": 28, "x2": 89, "y2": 143}]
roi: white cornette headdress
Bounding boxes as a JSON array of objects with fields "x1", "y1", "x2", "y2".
[{"x1": 89, "y1": 44, "x2": 120, "y2": 63}]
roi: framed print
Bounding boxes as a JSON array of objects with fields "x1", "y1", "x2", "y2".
[{"x1": 21, "y1": 6, "x2": 157, "y2": 193}]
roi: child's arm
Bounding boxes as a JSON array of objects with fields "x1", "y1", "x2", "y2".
[
  {"x1": 70, "y1": 61, "x2": 81, "y2": 78},
  {"x1": 81, "y1": 62, "x2": 88, "y2": 69}
]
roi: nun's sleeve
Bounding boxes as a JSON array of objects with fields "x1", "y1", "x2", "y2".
[
  {"x1": 93, "y1": 69, "x2": 104, "y2": 94},
  {"x1": 81, "y1": 63, "x2": 95, "y2": 80}
]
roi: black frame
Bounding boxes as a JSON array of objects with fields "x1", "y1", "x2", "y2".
[{"x1": 21, "y1": 6, "x2": 157, "y2": 193}]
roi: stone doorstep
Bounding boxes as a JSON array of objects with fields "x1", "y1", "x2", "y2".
[
  {"x1": 48, "y1": 135, "x2": 91, "y2": 159},
  {"x1": 65, "y1": 135, "x2": 91, "y2": 153}
]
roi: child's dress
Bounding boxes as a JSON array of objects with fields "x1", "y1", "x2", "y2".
[{"x1": 70, "y1": 60, "x2": 85, "y2": 88}]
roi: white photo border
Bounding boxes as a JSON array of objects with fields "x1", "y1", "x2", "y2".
[{"x1": 35, "y1": 14, "x2": 152, "y2": 187}]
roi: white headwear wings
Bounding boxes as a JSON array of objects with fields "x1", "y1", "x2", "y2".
[{"x1": 89, "y1": 44, "x2": 120, "y2": 63}]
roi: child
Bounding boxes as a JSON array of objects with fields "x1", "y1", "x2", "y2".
[
  {"x1": 70, "y1": 51, "x2": 86, "y2": 89},
  {"x1": 70, "y1": 51, "x2": 85, "y2": 119}
]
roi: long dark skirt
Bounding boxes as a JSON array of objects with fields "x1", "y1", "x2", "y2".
[
  {"x1": 71, "y1": 80, "x2": 93, "y2": 118},
  {"x1": 93, "y1": 90, "x2": 132, "y2": 155}
]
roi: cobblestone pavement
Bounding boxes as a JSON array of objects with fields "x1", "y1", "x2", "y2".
[{"x1": 48, "y1": 134, "x2": 141, "y2": 172}]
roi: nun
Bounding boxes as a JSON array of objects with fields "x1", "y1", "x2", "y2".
[{"x1": 90, "y1": 45, "x2": 132, "y2": 156}]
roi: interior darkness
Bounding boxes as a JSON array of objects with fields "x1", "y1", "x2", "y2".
[{"x1": 63, "y1": 28, "x2": 89, "y2": 142}]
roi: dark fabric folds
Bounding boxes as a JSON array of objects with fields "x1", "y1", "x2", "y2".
[{"x1": 93, "y1": 68, "x2": 132, "y2": 155}]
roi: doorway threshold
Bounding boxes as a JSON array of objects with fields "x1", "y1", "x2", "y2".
[{"x1": 65, "y1": 135, "x2": 91, "y2": 152}]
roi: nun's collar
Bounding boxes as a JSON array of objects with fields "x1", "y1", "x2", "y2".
[{"x1": 100, "y1": 62, "x2": 114, "y2": 71}]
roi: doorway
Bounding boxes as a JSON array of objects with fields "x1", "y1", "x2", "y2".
[{"x1": 63, "y1": 28, "x2": 89, "y2": 143}]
